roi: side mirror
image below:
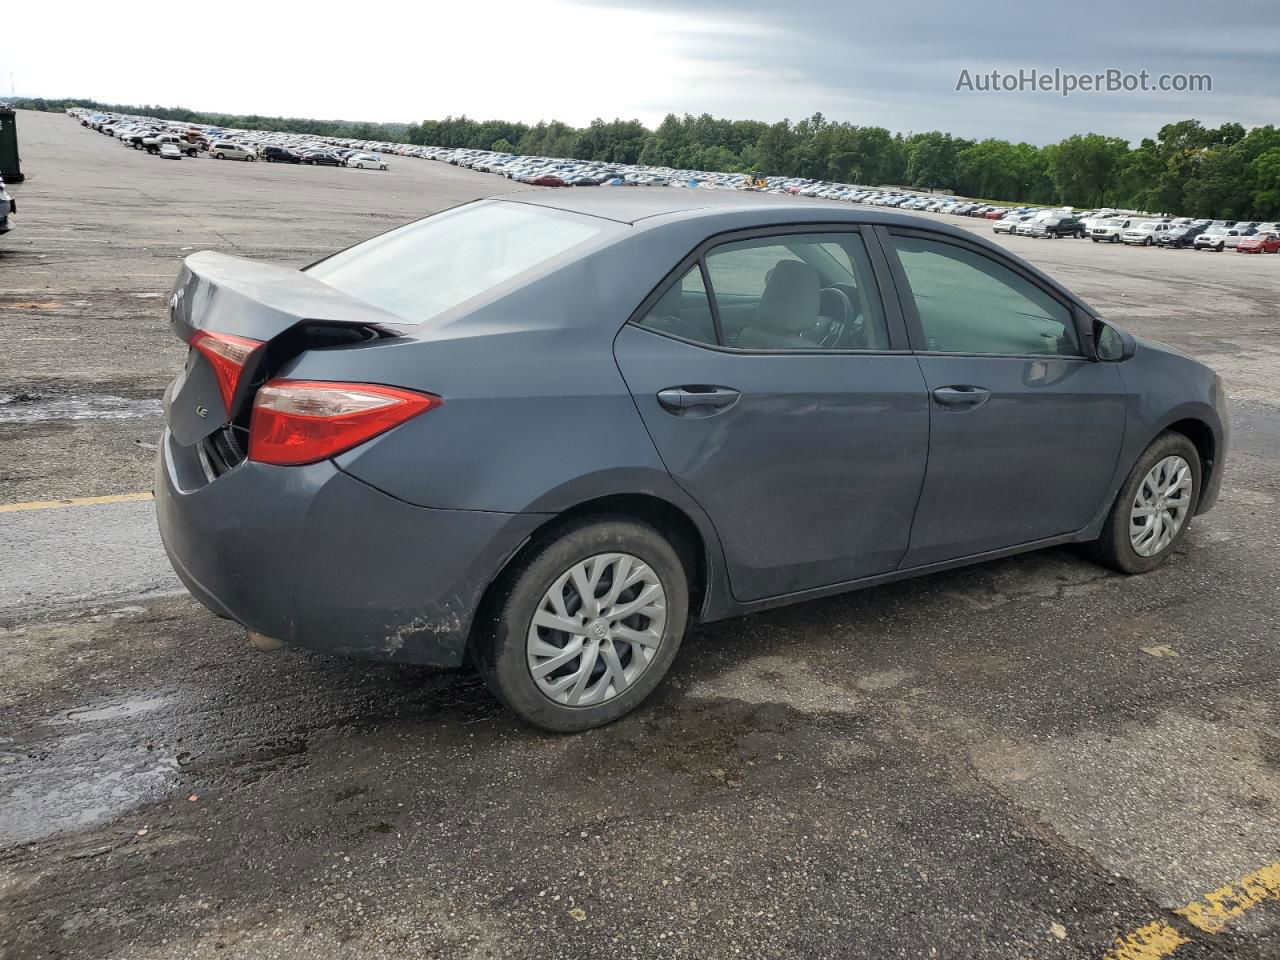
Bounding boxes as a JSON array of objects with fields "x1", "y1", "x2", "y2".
[{"x1": 1094, "y1": 319, "x2": 1134, "y2": 362}]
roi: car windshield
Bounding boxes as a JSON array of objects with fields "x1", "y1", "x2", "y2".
[
  {"x1": 1136, "y1": 222, "x2": 1158, "y2": 230},
  {"x1": 307, "y1": 201, "x2": 608, "y2": 325}
]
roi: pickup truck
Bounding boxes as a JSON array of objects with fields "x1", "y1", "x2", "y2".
[{"x1": 143, "y1": 134, "x2": 199, "y2": 157}]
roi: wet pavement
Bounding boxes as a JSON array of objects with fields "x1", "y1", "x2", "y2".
[{"x1": 0, "y1": 110, "x2": 1278, "y2": 959}]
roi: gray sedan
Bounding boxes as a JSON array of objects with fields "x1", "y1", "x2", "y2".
[{"x1": 155, "y1": 191, "x2": 1227, "y2": 731}]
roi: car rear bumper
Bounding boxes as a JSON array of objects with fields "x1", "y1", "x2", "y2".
[{"x1": 154, "y1": 429, "x2": 544, "y2": 666}]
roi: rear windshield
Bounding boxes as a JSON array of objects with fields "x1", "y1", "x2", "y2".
[{"x1": 307, "y1": 201, "x2": 606, "y2": 325}]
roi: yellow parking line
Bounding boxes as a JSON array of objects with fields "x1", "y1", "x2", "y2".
[
  {"x1": 1103, "y1": 862, "x2": 1280, "y2": 959},
  {"x1": 1103, "y1": 921, "x2": 1188, "y2": 960},
  {"x1": 0, "y1": 492, "x2": 153, "y2": 514},
  {"x1": 1176, "y1": 862, "x2": 1280, "y2": 934}
]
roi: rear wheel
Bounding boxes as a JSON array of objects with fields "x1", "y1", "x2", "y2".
[
  {"x1": 473, "y1": 517, "x2": 689, "y2": 733},
  {"x1": 1086, "y1": 432, "x2": 1201, "y2": 574}
]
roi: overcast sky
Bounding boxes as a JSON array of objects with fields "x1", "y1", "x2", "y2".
[{"x1": 7, "y1": 1, "x2": 1279, "y2": 144}]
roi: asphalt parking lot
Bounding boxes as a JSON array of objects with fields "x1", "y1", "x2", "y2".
[{"x1": 1, "y1": 109, "x2": 1277, "y2": 959}]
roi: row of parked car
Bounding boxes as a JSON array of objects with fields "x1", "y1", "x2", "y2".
[
  {"x1": 74, "y1": 111, "x2": 390, "y2": 170},
  {"x1": 988, "y1": 207, "x2": 1280, "y2": 252},
  {"x1": 67, "y1": 109, "x2": 1280, "y2": 253}
]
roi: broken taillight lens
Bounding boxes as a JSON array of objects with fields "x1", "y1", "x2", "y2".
[
  {"x1": 248, "y1": 379, "x2": 441, "y2": 466},
  {"x1": 189, "y1": 330, "x2": 264, "y2": 411}
]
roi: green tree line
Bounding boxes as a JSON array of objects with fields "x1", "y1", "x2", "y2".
[{"x1": 14, "y1": 97, "x2": 1280, "y2": 218}]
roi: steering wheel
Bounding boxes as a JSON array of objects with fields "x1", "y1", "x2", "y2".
[
  {"x1": 808, "y1": 287, "x2": 854, "y2": 347},
  {"x1": 828, "y1": 283, "x2": 871, "y2": 348}
]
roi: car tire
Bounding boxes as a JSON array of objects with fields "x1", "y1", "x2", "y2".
[
  {"x1": 473, "y1": 517, "x2": 690, "y2": 733},
  {"x1": 1111, "y1": 235, "x2": 1119, "y2": 243},
  {"x1": 214, "y1": 152, "x2": 223, "y2": 159},
  {"x1": 1086, "y1": 431, "x2": 1201, "y2": 575}
]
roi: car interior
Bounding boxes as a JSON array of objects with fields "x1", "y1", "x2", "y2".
[{"x1": 640, "y1": 234, "x2": 889, "y2": 351}]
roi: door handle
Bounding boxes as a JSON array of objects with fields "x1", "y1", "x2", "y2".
[
  {"x1": 657, "y1": 386, "x2": 741, "y2": 415},
  {"x1": 932, "y1": 385, "x2": 991, "y2": 409}
]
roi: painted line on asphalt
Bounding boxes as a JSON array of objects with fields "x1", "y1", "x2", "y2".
[
  {"x1": 1102, "y1": 861, "x2": 1280, "y2": 959},
  {"x1": 0, "y1": 492, "x2": 153, "y2": 514}
]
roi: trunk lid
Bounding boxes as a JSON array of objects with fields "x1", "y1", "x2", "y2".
[{"x1": 165, "y1": 251, "x2": 404, "y2": 447}]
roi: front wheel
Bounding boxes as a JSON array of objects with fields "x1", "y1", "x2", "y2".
[
  {"x1": 1086, "y1": 432, "x2": 1201, "y2": 574},
  {"x1": 473, "y1": 518, "x2": 690, "y2": 732}
]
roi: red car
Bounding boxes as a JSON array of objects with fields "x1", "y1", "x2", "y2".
[
  {"x1": 1236, "y1": 232, "x2": 1280, "y2": 253},
  {"x1": 984, "y1": 208, "x2": 1009, "y2": 219}
]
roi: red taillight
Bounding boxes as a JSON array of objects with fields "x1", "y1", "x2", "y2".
[
  {"x1": 190, "y1": 330, "x2": 264, "y2": 411},
  {"x1": 248, "y1": 380, "x2": 440, "y2": 466}
]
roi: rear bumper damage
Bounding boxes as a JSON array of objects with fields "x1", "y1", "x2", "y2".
[{"x1": 155, "y1": 429, "x2": 543, "y2": 666}]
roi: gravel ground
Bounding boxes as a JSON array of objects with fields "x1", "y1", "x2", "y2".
[{"x1": 0, "y1": 109, "x2": 1277, "y2": 960}]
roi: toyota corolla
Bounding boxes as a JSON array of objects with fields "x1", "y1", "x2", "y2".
[{"x1": 155, "y1": 191, "x2": 1227, "y2": 732}]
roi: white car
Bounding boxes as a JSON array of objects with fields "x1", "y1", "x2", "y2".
[
  {"x1": 993, "y1": 213, "x2": 1032, "y2": 235},
  {"x1": 1121, "y1": 221, "x2": 1172, "y2": 246},
  {"x1": 1090, "y1": 218, "x2": 1133, "y2": 243},
  {"x1": 348, "y1": 153, "x2": 388, "y2": 170},
  {"x1": 0, "y1": 176, "x2": 14, "y2": 235},
  {"x1": 158, "y1": 142, "x2": 183, "y2": 160},
  {"x1": 1015, "y1": 212, "x2": 1057, "y2": 236},
  {"x1": 209, "y1": 141, "x2": 256, "y2": 161}
]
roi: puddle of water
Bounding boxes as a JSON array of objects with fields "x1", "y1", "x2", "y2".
[
  {"x1": 0, "y1": 393, "x2": 162, "y2": 424},
  {"x1": 0, "y1": 752, "x2": 178, "y2": 845},
  {"x1": 0, "y1": 694, "x2": 180, "y2": 845},
  {"x1": 58, "y1": 693, "x2": 173, "y2": 725}
]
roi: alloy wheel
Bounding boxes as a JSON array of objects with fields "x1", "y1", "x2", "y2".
[
  {"x1": 526, "y1": 553, "x2": 667, "y2": 707},
  {"x1": 1129, "y1": 455, "x2": 1193, "y2": 557}
]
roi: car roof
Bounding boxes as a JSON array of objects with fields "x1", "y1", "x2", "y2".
[{"x1": 490, "y1": 187, "x2": 983, "y2": 237}]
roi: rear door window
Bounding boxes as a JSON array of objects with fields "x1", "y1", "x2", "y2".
[{"x1": 635, "y1": 266, "x2": 717, "y2": 345}]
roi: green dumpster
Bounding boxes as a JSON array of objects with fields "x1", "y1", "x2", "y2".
[{"x1": 0, "y1": 108, "x2": 23, "y2": 182}]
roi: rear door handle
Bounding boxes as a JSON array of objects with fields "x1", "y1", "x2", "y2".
[
  {"x1": 932, "y1": 385, "x2": 991, "y2": 409},
  {"x1": 657, "y1": 386, "x2": 741, "y2": 416}
]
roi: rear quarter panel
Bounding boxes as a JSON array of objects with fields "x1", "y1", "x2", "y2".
[{"x1": 293, "y1": 229, "x2": 706, "y2": 514}]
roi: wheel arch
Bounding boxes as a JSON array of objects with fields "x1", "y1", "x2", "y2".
[
  {"x1": 467, "y1": 491, "x2": 728, "y2": 664},
  {"x1": 1164, "y1": 416, "x2": 1218, "y2": 513}
]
